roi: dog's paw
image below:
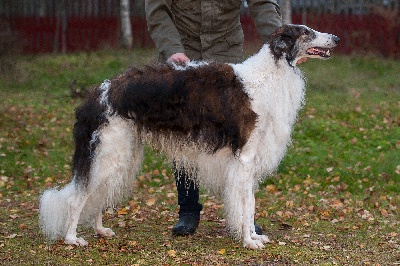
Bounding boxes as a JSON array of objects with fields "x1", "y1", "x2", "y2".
[
  {"x1": 65, "y1": 235, "x2": 88, "y2": 246},
  {"x1": 243, "y1": 238, "x2": 265, "y2": 249},
  {"x1": 251, "y1": 232, "x2": 270, "y2": 243},
  {"x1": 96, "y1": 227, "x2": 115, "y2": 237}
]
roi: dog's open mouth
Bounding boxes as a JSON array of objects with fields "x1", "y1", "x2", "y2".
[{"x1": 306, "y1": 47, "x2": 331, "y2": 58}]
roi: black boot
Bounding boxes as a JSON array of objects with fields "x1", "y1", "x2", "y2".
[
  {"x1": 172, "y1": 165, "x2": 202, "y2": 236},
  {"x1": 255, "y1": 222, "x2": 263, "y2": 235},
  {"x1": 172, "y1": 214, "x2": 200, "y2": 236}
]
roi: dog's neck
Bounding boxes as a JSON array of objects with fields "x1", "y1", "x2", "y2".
[
  {"x1": 230, "y1": 44, "x2": 305, "y2": 99},
  {"x1": 233, "y1": 44, "x2": 297, "y2": 79}
]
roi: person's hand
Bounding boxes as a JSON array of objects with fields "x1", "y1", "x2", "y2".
[
  {"x1": 297, "y1": 58, "x2": 308, "y2": 64},
  {"x1": 167, "y1": 53, "x2": 190, "y2": 64}
]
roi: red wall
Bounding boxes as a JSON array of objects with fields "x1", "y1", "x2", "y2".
[{"x1": 5, "y1": 13, "x2": 400, "y2": 57}]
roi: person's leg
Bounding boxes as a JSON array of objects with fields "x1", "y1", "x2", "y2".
[{"x1": 172, "y1": 166, "x2": 203, "y2": 235}]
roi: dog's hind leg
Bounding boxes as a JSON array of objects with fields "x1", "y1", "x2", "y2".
[
  {"x1": 84, "y1": 116, "x2": 142, "y2": 241},
  {"x1": 65, "y1": 116, "x2": 141, "y2": 245},
  {"x1": 94, "y1": 211, "x2": 115, "y2": 237},
  {"x1": 64, "y1": 191, "x2": 90, "y2": 246}
]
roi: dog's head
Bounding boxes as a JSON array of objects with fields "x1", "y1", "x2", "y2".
[{"x1": 268, "y1": 24, "x2": 340, "y2": 65}]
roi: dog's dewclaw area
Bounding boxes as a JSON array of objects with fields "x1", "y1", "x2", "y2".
[{"x1": 0, "y1": 48, "x2": 399, "y2": 264}]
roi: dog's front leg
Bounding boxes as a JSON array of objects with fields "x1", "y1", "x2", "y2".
[
  {"x1": 94, "y1": 212, "x2": 115, "y2": 237},
  {"x1": 247, "y1": 190, "x2": 270, "y2": 246},
  {"x1": 240, "y1": 167, "x2": 270, "y2": 249},
  {"x1": 242, "y1": 180, "x2": 267, "y2": 249}
]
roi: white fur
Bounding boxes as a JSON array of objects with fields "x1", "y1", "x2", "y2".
[
  {"x1": 171, "y1": 60, "x2": 210, "y2": 71},
  {"x1": 40, "y1": 116, "x2": 143, "y2": 245},
  {"x1": 39, "y1": 25, "x2": 338, "y2": 249},
  {"x1": 39, "y1": 182, "x2": 76, "y2": 240}
]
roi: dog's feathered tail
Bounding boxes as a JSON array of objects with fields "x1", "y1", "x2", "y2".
[
  {"x1": 39, "y1": 182, "x2": 76, "y2": 240},
  {"x1": 72, "y1": 85, "x2": 108, "y2": 188}
]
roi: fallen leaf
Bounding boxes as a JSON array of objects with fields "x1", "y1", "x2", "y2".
[
  {"x1": 146, "y1": 198, "x2": 156, "y2": 206},
  {"x1": 279, "y1": 223, "x2": 292, "y2": 230},
  {"x1": 330, "y1": 199, "x2": 344, "y2": 209},
  {"x1": 128, "y1": 241, "x2": 137, "y2": 246},
  {"x1": 380, "y1": 209, "x2": 389, "y2": 217},
  {"x1": 286, "y1": 200, "x2": 294, "y2": 208},
  {"x1": 117, "y1": 208, "x2": 128, "y2": 215},
  {"x1": 321, "y1": 211, "x2": 330, "y2": 217},
  {"x1": 395, "y1": 165, "x2": 400, "y2": 175},
  {"x1": 64, "y1": 245, "x2": 74, "y2": 250},
  {"x1": 357, "y1": 209, "x2": 373, "y2": 220},
  {"x1": 168, "y1": 250, "x2": 176, "y2": 257},
  {"x1": 19, "y1": 224, "x2": 27, "y2": 230},
  {"x1": 265, "y1": 184, "x2": 276, "y2": 193},
  {"x1": 117, "y1": 221, "x2": 126, "y2": 227},
  {"x1": 218, "y1": 248, "x2": 226, "y2": 254},
  {"x1": 129, "y1": 201, "x2": 140, "y2": 214}
]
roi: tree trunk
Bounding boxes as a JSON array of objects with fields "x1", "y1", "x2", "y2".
[
  {"x1": 120, "y1": 0, "x2": 133, "y2": 48},
  {"x1": 53, "y1": 0, "x2": 67, "y2": 54},
  {"x1": 282, "y1": 0, "x2": 292, "y2": 25}
]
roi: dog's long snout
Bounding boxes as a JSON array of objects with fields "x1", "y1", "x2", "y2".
[{"x1": 332, "y1": 35, "x2": 340, "y2": 44}]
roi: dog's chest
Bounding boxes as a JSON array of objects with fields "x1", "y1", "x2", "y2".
[
  {"x1": 235, "y1": 65, "x2": 306, "y2": 172},
  {"x1": 242, "y1": 67, "x2": 305, "y2": 125}
]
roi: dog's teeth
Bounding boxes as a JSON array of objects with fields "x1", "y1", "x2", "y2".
[{"x1": 326, "y1": 50, "x2": 331, "y2": 56}]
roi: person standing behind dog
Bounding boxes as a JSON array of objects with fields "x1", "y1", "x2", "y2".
[{"x1": 145, "y1": 0, "x2": 282, "y2": 236}]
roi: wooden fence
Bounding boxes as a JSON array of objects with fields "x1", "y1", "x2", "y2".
[{"x1": 1, "y1": 0, "x2": 399, "y2": 57}]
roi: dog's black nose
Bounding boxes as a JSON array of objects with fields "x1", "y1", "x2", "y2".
[{"x1": 333, "y1": 36, "x2": 340, "y2": 44}]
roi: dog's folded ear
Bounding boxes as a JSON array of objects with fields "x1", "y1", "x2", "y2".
[
  {"x1": 271, "y1": 36, "x2": 289, "y2": 54},
  {"x1": 269, "y1": 33, "x2": 295, "y2": 61}
]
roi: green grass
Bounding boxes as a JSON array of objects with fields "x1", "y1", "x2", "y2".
[{"x1": 0, "y1": 50, "x2": 399, "y2": 265}]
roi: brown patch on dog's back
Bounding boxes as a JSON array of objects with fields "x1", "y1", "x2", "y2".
[{"x1": 107, "y1": 63, "x2": 257, "y2": 154}]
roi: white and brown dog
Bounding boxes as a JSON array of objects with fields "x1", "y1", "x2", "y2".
[{"x1": 39, "y1": 24, "x2": 339, "y2": 249}]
